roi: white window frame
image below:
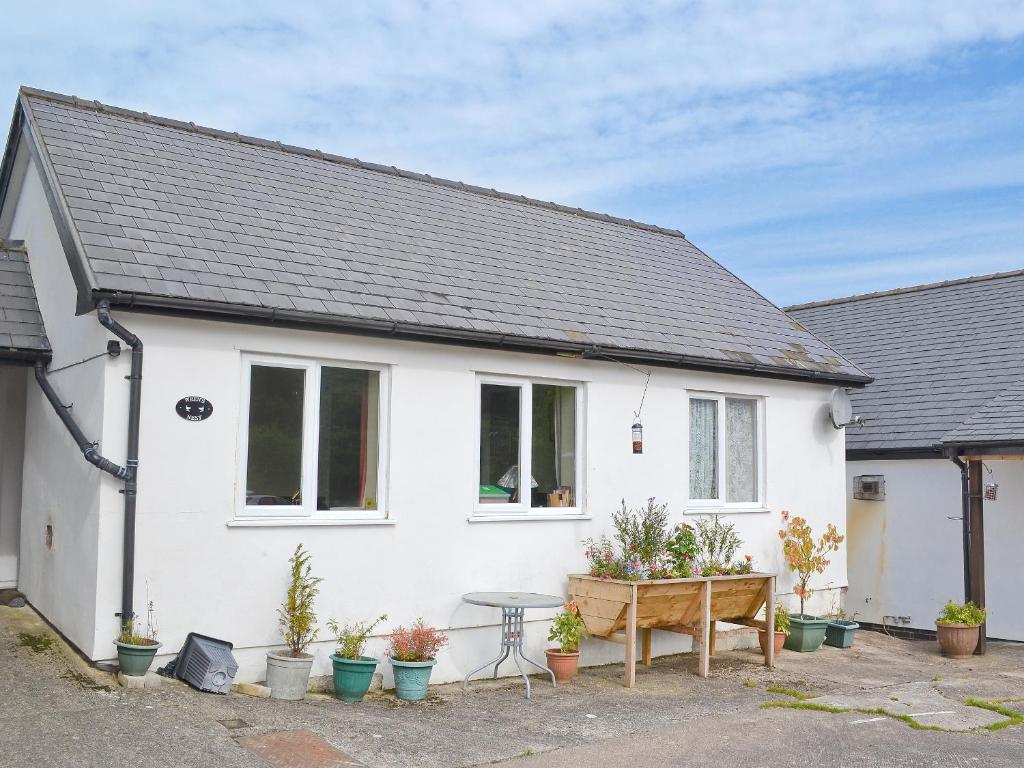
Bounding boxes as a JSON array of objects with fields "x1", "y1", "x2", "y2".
[
  {"x1": 473, "y1": 374, "x2": 585, "y2": 518},
  {"x1": 236, "y1": 353, "x2": 390, "y2": 521},
  {"x1": 686, "y1": 391, "x2": 765, "y2": 512}
]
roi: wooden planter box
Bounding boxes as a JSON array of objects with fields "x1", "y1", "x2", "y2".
[{"x1": 569, "y1": 573, "x2": 776, "y2": 687}]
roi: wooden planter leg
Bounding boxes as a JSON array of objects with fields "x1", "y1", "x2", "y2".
[
  {"x1": 625, "y1": 585, "x2": 638, "y2": 687},
  {"x1": 709, "y1": 621, "x2": 717, "y2": 656},
  {"x1": 642, "y1": 628, "x2": 652, "y2": 666},
  {"x1": 765, "y1": 576, "x2": 775, "y2": 669},
  {"x1": 699, "y1": 580, "x2": 711, "y2": 678}
]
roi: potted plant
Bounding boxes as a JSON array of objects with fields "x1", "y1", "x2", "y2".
[
  {"x1": 266, "y1": 544, "x2": 323, "y2": 700},
  {"x1": 326, "y1": 614, "x2": 387, "y2": 702},
  {"x1": 758, "y1": 603, "x2": 790, "y2": 657},
  {"x1": 935, "y1": 601, "x2": 986, "y2": 659},
  {"x1": 824, "y1": 601, "x2": 860, "y2": 648},
  {"x1": 114, "y1": 601, "x2": 161, "y2": 676},
  {"x1": 545, "y1": 601, "x2": 587, "y2": 683},
  {"x1": 387, "y1": 619, "x2": 448, "y2": 701},
  {"x1": 778, "y1": 511, "x2": 844, "y2": 652}
]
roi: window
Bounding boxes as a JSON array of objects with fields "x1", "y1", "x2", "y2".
[
  {"x1": 477, "y1": 377, "x2": 581, "y2": 513},
  {"x1": 240, "y1": 356, "x2": 386, "y2": 518},
  {"x1": 688, "y1": 393, "x2": 763, "y2": 508}
]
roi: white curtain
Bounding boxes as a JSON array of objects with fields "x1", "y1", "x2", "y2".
[
  {"x1": 726, "y1": 398, "x2": 757, "y2": 502},
  {"x1": 689, "y1": 398, "x2": 718, "y2": 499}
]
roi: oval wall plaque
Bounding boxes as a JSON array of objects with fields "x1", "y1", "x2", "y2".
[{"x1": 176, "y1": 396, "x2": 213, "y2": 422}]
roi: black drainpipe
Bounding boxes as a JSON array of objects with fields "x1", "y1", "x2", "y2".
[
  {"x1": 95, "y1": 300, "x2": 143, "y2": 626},
  {"x1": 949, "y1": 453, "x2": 971, "y2": 603},
  {"x1": 32, "y1": 300, "x2": 143, "y2": 627}
]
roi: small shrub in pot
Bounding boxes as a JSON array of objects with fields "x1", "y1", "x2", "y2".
[
  {"x1": 114, "y1": 601, "x2": 161, "y2": 676},
  {"x1": 545, "y1": 601, "x2": 587, "y2": 683},
  {"x1": 758, "y1": 603, "x2": 790, "y2": 657},
  {"x1": 387, "y1": 619, "x2": 448, "y2": 701},
  {"x1": 266, "y1": 544, "x2": 323, "y2": 700},
  {"x1": 936, "y1": 601, "x2": 986, "y2": 659},
  {"x1": 327, "y1": 614, "x2": 387, "y2": 702}
]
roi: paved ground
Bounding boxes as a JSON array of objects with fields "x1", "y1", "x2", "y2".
[{"x1": 2, "y1": 605, "x2": 1022, "y2": 767}]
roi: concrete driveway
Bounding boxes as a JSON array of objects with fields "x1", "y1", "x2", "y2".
[{"x1": 1, "y1": 605, "x2": 1021, "y2": 767}]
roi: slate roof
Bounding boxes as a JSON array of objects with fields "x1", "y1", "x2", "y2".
[
  {"x1": 788, "y1": 270, "x2": 1024, "y2": 452},
  {"x1": 0, "y1": 240, "x2": 49, "y2": 360},
  {"x1": 7, "y1": 87, "x2": 867, "y2": 384}
]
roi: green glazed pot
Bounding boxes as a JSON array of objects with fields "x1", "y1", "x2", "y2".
[
  {"x1": 783, "y1": 615, "x2": 828, "y2": 652},
  {"x1": 824, "y1": 620, "x2": 859, "y2": 648},
  {"x1": 390, "y1": 658, "x2": 436, "y2": 701},
  {"x1": 330, "y1": 655, "x2": 379, "y2": 702},
  {"x1": 114, "y1": 639, "x2": 162, "y2": 676}
]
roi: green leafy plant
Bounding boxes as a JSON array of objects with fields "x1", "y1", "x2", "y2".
[
  {"x1": 666, "y1": 523, "x2": 698, "y2": 577},
  {"x1": 278, "y1": 544, "x2": 323, "y2": 657},
  {"x1": 547, "y1": 601, "x2": 587, "y2": 653},
  {"x1": 327, "y1": 614, "x2": 387, "y2": 660},
  {"x1": 778, "y1": 511, "x2": 844, "y2": 617},
  {"x1": 773, "y1": 604, "x2": 791, "y2": 636},
  {"x1": 388, "y1": 619, "x2": 448, "y2": 662},
  {"x1": 693, "y1": 515, "x2": 742, "y2": 573},
  {"x1": 613, "y1": 497, "x2": 670, "y2": 566},
  {"x1": 936, "y1": 601, "x2": 986, "y2": 626},
  {"x1": 117, "y1": 601, "x2": 158, "y2": 645}
]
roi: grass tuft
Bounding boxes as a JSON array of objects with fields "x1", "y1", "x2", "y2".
[
  {"x1": 762, "y1": 701, "x2": 847, "y2": 714},
  {"x1": 964, "y1": 698, "x2": 1024, "y2": 731},
  {"x1": 743, "y1": 679, "x2": 758, "y2": 688},
  {"x1": 766, "y1": 685, "x2": 815, "y2": 700}
]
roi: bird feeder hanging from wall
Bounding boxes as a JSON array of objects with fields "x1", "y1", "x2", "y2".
[{"x1": 632, "y1": 421, "x2": 643, "y2": 454}]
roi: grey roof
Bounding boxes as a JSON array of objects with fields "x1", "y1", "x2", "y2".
[
  {"x1": 788, "y1": 270, "x2": 1024, "y2": 452},
  {"x1": 10, "y1": 87, "x2": 867, "y2": 384},
  {"x1": 0, "y1": 240, "x2": 49, "y2": 360}
]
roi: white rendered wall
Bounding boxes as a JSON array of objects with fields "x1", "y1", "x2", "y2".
[
  {"x1": 0, "y1": 366, "x2": 27, "y2": 587},
  {"x1": 846, "y1": 458, "x2": 1024, "y2": 641},
  {"x1": 91, "y1": 312, "x2": 850, "y2": 684},
  {"x1": 7, "y1": 158, "x2": 110, "y2": 655}
]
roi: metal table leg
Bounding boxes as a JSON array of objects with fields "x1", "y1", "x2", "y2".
[{"x1": 463, "y1": 607, "x2": 556, "y2": 699}]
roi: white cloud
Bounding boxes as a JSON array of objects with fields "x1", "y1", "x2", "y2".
[{"x1": 2, "y1": 1, "x2": 1023, "y2": 303}]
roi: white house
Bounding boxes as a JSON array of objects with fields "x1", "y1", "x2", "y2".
[
  {"x1": 0, "y1": 87, "x2": 868, "y2": 685},
  {"x1": 790, "y1": 272, "x2": 1024, "y2": 648}
]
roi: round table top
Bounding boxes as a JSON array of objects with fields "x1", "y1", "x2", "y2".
[{"x1": 462, "y1": 591, "x2": 565, "y2": 609}]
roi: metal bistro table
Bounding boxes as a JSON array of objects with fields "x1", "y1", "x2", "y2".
[{"x1": 462, "y1": 592, "x2": 564, "y2": 699}]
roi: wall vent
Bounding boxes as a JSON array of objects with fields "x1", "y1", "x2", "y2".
[{"x1": 853, "y1": 475, "x2": 885, "y2": 501}]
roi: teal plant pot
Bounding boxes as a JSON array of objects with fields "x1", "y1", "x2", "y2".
[
  {"x1": 330, "y1": 655, "x2": 379, "y2": 702},
  {"x1": 390, "y1": 658, "x2": 436, "y2": 701},
  {"x1": 824, "y1": 620, "x2": 859, "y2": 648},
  {"x1": 783, "y1": 615, "x2": 828, "y2": 652},
  {"x1": 114, "y1": 640, "x2": 162, "y2": 676}
]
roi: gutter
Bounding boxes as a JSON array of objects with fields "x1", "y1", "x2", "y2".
[
  {"x1": 32, "y1": 300, "x2": 143, "y2": 627},
  {"x1": 94, "y1": 290, "x2": 873, "y2": 388}
]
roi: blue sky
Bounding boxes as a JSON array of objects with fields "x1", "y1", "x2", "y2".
[{"x1": 3, "y1": 2, "x2": 1023, "y2": 305}]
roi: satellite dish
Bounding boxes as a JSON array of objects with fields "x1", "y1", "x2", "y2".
[{"x1": 829, "y1": 388, "x2": 854, "y2": 429}]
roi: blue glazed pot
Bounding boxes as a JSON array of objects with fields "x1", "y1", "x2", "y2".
[
  {"x1": 330, "y1": 655, "x2": 379, "y2": 702},
  {"x1": 390, "y1": 658, "x2": 436, "y2": 701}
]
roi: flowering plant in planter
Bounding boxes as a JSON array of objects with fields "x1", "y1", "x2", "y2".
[
  {"x1": 387, "y1": 619, "x2": 449, "y2": 701},
  {"x1": 547, "y1": 601, "x2": 587, "y2": 653},
  {"x1": 777, "y1": 511, "x2": 844, "y2": 617}
]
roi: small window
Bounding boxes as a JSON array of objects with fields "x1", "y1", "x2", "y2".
[
  {"x1": 240, "y1": 357, "x2": 386, "y2": 518},
  {"x1": 477, "y1": 378, "x2": 581, "y2": 513},
  {"x1": 688, "y1": 393, "x2": 763, "y2": 508}
]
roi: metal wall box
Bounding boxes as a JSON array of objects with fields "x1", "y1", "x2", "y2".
[{"x1": 853, "y1": 475, "x2": 885, "y2": 501}]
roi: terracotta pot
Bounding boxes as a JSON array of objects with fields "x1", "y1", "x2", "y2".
[
  {"x1": 936, "y1": 623, "x2": 980, "y2": 659},
  {"x1": 758, "y1": 629, "x2": 785, "y2": 656},
  {"x1": 544, "y1": 649, "x2": 580, "y2": 684}
]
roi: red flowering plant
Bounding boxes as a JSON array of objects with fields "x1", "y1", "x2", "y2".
[
  {"x1": 778, "y1": 511, "x2": 844, "y2": 617},
  {"x1": 547, "y1": 601, "x2": 588, "y2": 653},
  {"x1": 387, "y1": 619, "x2": 449, "y2": 662}
]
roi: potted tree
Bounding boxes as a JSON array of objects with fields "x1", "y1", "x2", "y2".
[
  {"x1": 545, "y1": 601, "x2": 587, "y2": 683},
  {"x1": 758, "y1": 603, "x2": 790, "y2": 657},
  {"x1": 936, "y1": 601, "x2": 986, "y2": 659},
  {"x1": 387, "y1": 619, "x2": 448, "y2": 702},
  {"x1": 778, "y1": 511, "x2": 844, "y2": 652},
  {"x1": 114, "y1": 601, "x2": 161, "y2": 676},
  {"x1": 266, "y1": 544, "x2": 323, "y2": 700},
  {"x1": 326, "y1": 614, "x2": 387, "y2": 702}
]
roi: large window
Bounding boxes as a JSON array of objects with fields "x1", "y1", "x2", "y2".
[
  {"x1": 477, "y1": 377, "x2": 581, "y2": 513},
  {"x1": 240, "y1": 356, "x2": 385, "y2": 518},
  {"x1": 688, "y1": 393, "x2": 763, "y2": 509}
]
